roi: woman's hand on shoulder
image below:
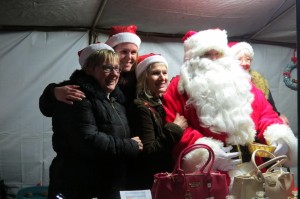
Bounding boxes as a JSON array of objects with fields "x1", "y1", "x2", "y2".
[
  {"x1": 54, "y1": 85, "x2": 85, "y2": 104},
  {"x1": 173, "y1": 113, "x2": 188, "y2": 130},
  {"x1": 131, "y1": 136, "x2": 143, "y2": 151}
]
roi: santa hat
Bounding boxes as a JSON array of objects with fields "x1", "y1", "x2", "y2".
[
  {"x1": 182, "y1": 30, "x2": 197, "y2": 43},
  {"x1": 183, "y1": 29, "x2": 230, "y2": 61},
  {"x1": 105, "y1": 25, "x2": 141, "y2": 48},
  {"x1": 135, "y1": 53, "x2": 168, "y2": 79},
  {"x1": 78, "y1": 43, "x2": 114, "y2": 67},
  {"x1": 229, "y1": 41, "x2": 254, "y2": 59}
]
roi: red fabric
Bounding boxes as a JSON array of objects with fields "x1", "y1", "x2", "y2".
[
  {"x1": 182, "y1": 30, "x2": 197, "y2": 42},
  {"x1": 138, "y1": 53, "x2": 158, "y2": 64},
  {"x1": 109, "y1": 25, "x2": 137, "y2": 37},
  {"x1": 162, "y1": 75, "x2": 284, "y2": 185},
  {"x1": 227, "y1": 41, "x2": 239, "y2": 48}
]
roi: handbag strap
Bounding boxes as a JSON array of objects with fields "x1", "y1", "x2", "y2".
[
  {"x1": 174, "y1": 144, "x2": 215, "y2": 173},
  {"x1": 249, "y1": 149, "x2": 287, "y2": 174}
]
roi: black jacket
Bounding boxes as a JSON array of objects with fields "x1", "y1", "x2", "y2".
[
  {"x1": 126, "y1": 93, "x2": 183, "y2": 190},
  {"x1": 48, "y1": 70, "x2": 139, "y2": 199},
  {"x1": 39, "y1": 70, "x2": 137, "y2": 117}
]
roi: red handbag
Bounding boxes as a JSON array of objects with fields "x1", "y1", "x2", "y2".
[{"x1": 151, "y1": 144, "x2": 228, "y2": 199}]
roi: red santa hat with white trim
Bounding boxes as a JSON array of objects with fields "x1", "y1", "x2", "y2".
[
  {"x1": 183, "y1": 29, "x2": 230, "y2": 61},
  {"x1": 105, "y1": 25, "x2": 141, "y2": 49},
  {"x1": 78, "y1": 43, "x2": 114, "y2": 67},
  {"x1": 135, "y1": 53, "x2": 168, "y2": 79}
]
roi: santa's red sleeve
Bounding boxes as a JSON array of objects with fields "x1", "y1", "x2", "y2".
[
  {"x1": 163, "y1": 76, "x2": 205, "y2": 159},
  {"x1": 251, "y1": 84, "x2": 298, "y2": 167}
]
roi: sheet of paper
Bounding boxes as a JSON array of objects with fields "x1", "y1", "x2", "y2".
[{"x1": 120, "y1": 190, "x2": 152, "y2": 199}]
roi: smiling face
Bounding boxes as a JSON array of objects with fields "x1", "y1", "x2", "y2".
[
  {"x1": 236, "y1": 50, "x2": 253, "y2": 72},
  {"x1": 114, "y1": 42, "x2": 138, "y2": 72},
  {"x1": 146, "y1": 63, "x2": 168, "y2": 97},
  {"x1": 84, "y1": 50, "x2": 120, "y2": 93},
  {"x1": 94, "y1": 60, "x2": 120, "y2": 93}
]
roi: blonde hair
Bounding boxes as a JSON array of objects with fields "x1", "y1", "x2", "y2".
[
  {"x1": 135, "y1": 63, "x2": 156, "y2": 99},
  {"x1": 83, "y1": 49, "x2": 119, "y2": 72}
]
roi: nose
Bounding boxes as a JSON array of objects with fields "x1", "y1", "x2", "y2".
[
  {"x1": 110, "y1": 69, "x2": 120, "y2": 76},
  {"x1": 210, "y1": 55, "x2": 218, "y2": 60},
  {"x1": 240, "y1": 59, "x2": 248, "y2": 65},
  {"x1": 125, "y1": 52, "x2": 132, "y2": 59},
  {"x1": 159, "y1": 73, "x2": 168, "y2": 82}
]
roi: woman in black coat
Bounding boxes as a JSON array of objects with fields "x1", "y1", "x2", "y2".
[
  {"x1": 126, "y1": 53, "x2": 187, "y2": 189},
  {"x1": 39, "y1": 25, "x2": 141, "y2": 116},
  {"x1": 48, "y1": 44, "x2": 142, "y2": 199}
]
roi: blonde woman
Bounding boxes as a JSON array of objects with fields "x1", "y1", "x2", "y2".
[{"x1": 126, "y1": 53, "x2": 187, "y2": 189}]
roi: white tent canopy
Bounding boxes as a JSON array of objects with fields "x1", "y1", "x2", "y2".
[
  {"x1": 0, "y1": 0, "x2": 298, "y2": 196},
  {"x1": 0, "y1": 0, "x2": 297, "y2": 46}
]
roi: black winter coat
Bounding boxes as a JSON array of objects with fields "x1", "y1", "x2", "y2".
[
  {"x1": 39, "y1": 70, "x2": 137, "y2": 117},
  {"x1": 48, "y1": 70, "x2": 139, "y2": 199},
  {"x1": 126, "y1": 93, "x2": 183, "y2": 190}
]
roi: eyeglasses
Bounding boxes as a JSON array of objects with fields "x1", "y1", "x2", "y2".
[
  {"x1": 101, "y1": 65, "x2": 121, "y2": 73},
  {"x1": 238, "y1": 56, "x2": 252, "y2": 63}
]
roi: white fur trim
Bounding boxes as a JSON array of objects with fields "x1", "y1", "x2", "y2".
[
  {"x1": 263, "y1": 123, "x2": 298, "y2": 167},
  {"x1": 182, "y1": 137, "x2": 224, "y2": 173},
  {"x1": 79, "y1": 43, "x2": 114, "y2": 67},
  {"x1": 135, "y1": 55, "x2": 168, "y2": 79},
  {"x1": 184, "y1": 29, "x2": 230, "y2": 61},
  {"x1": 105, "y1": 32, "x2": 141, "y2": 48},
  {"x1": 230, "y1": 42, "x2": 254, "y2": 59}
]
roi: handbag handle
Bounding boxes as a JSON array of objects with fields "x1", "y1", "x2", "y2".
[
  {"x1": 249, "y1": 149, "x2": 287, "y2": 174},
  {"x1": 174, "y1": 144, "x2": 215, "y2": 174}
]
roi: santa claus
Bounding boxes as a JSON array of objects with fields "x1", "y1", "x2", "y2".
[{"x1": 162, "y1": 29, "x2": 297, "y2": 187}]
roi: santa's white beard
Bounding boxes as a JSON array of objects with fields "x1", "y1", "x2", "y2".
[{"x1": 178, "y1": 57, "x2": 256, "y2": 145}]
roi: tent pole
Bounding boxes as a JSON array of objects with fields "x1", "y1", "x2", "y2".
[{"x1": 89, "y1": 0, "x2": 109, "y2": 44}]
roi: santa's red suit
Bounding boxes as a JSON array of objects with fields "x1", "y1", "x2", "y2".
[{"x1": 162, "y1": 56, "x2": 297, "y2": 186}]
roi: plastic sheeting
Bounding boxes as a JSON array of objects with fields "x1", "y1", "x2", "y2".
[{"x1": 0, "y1": 31, "x2": 297, "y2": 194}]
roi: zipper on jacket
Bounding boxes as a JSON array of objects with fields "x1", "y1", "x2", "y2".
[{"x1": 110, "y1": 98, "x2": 127, "y2": 138}]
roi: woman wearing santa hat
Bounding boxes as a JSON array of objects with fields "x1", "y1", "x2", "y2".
[
  {"x1": 39, "y1": 25, "x2": 141, "y2": 116},
  {"x1": 48, "y1": 43, "x2": 142, "y2": 199},
  {"x1": 126, "y1": 53, "x2": 187, "y2": 189},
  {"x1": 229, "y1": 41, "x2": 289, "y2": 125},
  {"x1": 162, "y1": 28, "x2": 297, "y2": 188}
]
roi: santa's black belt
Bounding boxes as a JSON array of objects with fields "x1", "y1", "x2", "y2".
[{"x1": 228, "y1": 144, "x2": 251, "y2": 163}]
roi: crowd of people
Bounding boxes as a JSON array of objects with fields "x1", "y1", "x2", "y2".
[{"x1": 39, "y1": 25, "x2": 297, "y2": 199}]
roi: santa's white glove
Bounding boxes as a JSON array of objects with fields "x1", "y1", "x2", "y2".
[
  {"x1": 213, "y1": 146, "x2": 242, "y2": 171},
  {"x1": 272, "y1": 140, "x2": 289, "y2": 156}
]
